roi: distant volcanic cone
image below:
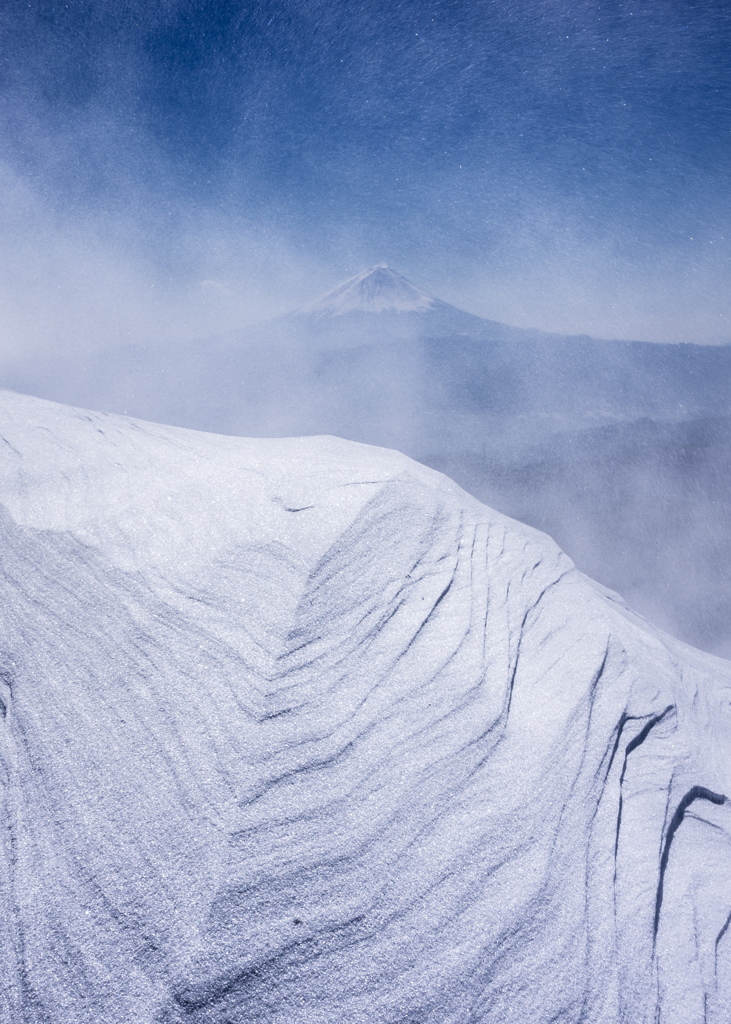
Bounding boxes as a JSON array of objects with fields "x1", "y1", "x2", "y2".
[{"x1": 301, "y1": 264, "x2": 437, "y2": 316}]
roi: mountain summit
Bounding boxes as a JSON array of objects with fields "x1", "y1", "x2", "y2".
[{"x1": 302, "y1": 265, "x2": 436, "y2": 316}]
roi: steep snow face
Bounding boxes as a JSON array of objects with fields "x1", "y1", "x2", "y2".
[
  {"x1": 1, "y1": 389, "x2": 731, "y2": 1024},
  {"x1": 301, "y1": 264, "x2": 436, "y2": 315}
]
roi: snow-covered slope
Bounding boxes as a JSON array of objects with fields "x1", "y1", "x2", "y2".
[
  {"x1": 301, "y1": 264, "x2": 437, "y2": 315},
  {"x1": 1, "y1": 389, "x2": 731, "y2": 1024}
]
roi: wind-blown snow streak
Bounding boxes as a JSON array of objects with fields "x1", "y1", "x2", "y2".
[{"x1": 0, "y1": 389, "x2": 730, "y2": 1023}]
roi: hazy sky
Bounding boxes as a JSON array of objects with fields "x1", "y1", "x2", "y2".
[{"x1": 2, "y1": 0, "x2": 731, "y2": 354}]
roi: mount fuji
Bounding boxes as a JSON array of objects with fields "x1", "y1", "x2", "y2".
[
  {"x1": 274, "y1": 264, "x2": 520, "y2": 346},
  {"x1": 288, "y1": 263, "x2": 539, "y2": 341},
  {"x1": 302, "y1": 264, "x2": 437, "y2": 314}
]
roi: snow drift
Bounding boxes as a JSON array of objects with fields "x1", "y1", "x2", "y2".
[{"x1": 1, "y1": 389, "x2": 731, "y2": 1024}]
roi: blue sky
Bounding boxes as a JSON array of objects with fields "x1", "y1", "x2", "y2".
[{"x1": 2, "y1": 0, "x2": 730, "y2": 351}]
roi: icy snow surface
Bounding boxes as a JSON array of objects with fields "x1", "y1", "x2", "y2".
[{"x1": 1, "y1": 388, "x2": 731, "y2": 1024}]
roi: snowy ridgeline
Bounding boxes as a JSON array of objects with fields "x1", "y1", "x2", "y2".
[{"x1": 1, "y1": 389, "x2": 731, "y2": 1024}]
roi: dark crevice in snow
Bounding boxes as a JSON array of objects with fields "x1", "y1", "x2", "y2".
[
  {"x1": 654, "y1": 785, "x2": 728, "y2": 942},
  {"x1": 614, "y1": 705, "x2": 675, "y2": 876},
  {"x1": 716, "y1": 908, "x2": 731, "y2": 959}
]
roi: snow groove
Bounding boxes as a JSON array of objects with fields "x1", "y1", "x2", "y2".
[{"x1": 654, "y1": 785, "x2": 727, "y2": 939}]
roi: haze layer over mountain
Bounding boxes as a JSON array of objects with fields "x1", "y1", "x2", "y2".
[
  {"x1": 2, "y1": 388, "x2": 731, "y2": 1023},
  {"x1": 6, "y1": 265, "x2": 730, "y2": 432},
  {"x1": 2, "y1": 266, "x2": 730, "y2": 657}
]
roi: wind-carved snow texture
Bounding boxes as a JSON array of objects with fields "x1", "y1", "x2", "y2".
[{"x1": 1, "y1": 389, "x2": 731, "y2": 1024}]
